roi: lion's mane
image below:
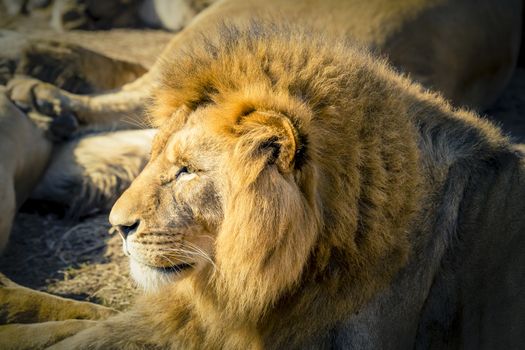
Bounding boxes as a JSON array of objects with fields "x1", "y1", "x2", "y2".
[
  {"x1": 146, "y1": 24, "x2": 423, "y2": 347},
  {"x1": 55, "y1": 23, "x2": 515, "y2": 350}
]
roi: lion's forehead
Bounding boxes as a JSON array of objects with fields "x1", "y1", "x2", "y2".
[{"x1": 161, "y1": 120, "x2": 224, "y2": 166}]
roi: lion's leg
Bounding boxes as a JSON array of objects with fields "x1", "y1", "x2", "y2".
[{"x1": 31, "y1": 128, "x2": 156, "y2": 217}]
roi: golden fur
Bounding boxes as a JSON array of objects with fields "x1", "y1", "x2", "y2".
[{"x1": 43, "y1": 25, "x2": 525, "y2": 349}]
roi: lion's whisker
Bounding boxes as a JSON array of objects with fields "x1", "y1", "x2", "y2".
[
  {"x1": 158, "y1": 244, "x2": 218, "y2": 274},
  {"x1": 183, "y1": 242, "x2": 216, "y2": 265}
]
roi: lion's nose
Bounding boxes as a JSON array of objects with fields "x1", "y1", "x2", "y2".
[
  {"x1": 109, "y1": 201, "x2": 141, "y2": 240},
  {"x1": 109, "y1": 165, "x2": 153, "y2": 240},
  {"x1": 114, "y1": 220, "x2": 140, "y2": 240}
]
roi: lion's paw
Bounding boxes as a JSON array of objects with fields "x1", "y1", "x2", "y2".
[{"x1": 6, "y1": 77, "x2": 79, "y2": 140}]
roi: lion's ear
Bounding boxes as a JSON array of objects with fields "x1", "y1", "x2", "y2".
[{"x1": 236, "y1": 111, "x2": 298, "y2": 172}]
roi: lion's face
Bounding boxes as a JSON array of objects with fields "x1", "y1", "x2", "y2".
[
  {"x1": 110, "y1": 98, "x2": 318, "y2": 299},
  {"x1": 109, "y1": 99, "x2": 307, "y2": 292},
  {"x1": 109, "y1": 107, "x2": 228, "y2": 291}
]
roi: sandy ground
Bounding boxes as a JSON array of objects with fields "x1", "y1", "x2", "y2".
[{"x1": 0, "y1": 7, "x2": 524, "y2": 311}]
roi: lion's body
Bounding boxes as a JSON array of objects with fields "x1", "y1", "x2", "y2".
[
  {"x1": 46, "y1": 25, "x2": 525, "y2": 349},
  {"x1": 0, "y1": 0, "x2": 524, "y2": 349}
]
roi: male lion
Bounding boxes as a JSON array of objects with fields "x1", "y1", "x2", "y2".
[
  {"x1": 3, "y1": 22, "x2": 524, "y2": 349},
  {"x1": 0, "y1": 0, "x2": 524, "y2": 349}
]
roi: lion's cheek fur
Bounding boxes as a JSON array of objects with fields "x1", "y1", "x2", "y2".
[{"x1": 213, "y1": 166, "x2": 321, "y2": 321}]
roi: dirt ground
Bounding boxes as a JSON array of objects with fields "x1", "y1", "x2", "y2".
[
  {"x1": 0, "y1": 213, "x2": 137, "y2": 309},
  {"x1": 0, "y1": 5, "x2": 524, "y2": 312}
]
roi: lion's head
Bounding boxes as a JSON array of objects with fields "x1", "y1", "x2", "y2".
[
  {"x1": 110, "y1": 25, "x2": 423, "y2": 332},
  {"x1": 110, "y1": 98, "x2": 322, "y2": 311}
]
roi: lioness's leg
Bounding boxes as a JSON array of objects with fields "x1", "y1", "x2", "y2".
[
  {"x1": 0, "y1": 273, "x2": 116, "y2": 350},
  {"x1": 8, "y1": 73, "x2": 152, "y2": 130},
  {"x1": 6, "y1": 2, "x2": 224, "y2": 130}
]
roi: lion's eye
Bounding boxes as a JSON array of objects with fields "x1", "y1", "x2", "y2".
[
  {"x1": 176, "y1": 166, "x2": 190, "y2": 179},
  {"x1": 175, "y1": 166, "x2": 198, "y2": 182},
  {"x1": 160, "y1": 166, "x2": 194, "y2": 185}
]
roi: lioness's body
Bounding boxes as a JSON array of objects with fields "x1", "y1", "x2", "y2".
[
  {"x1": 173, "y1": 0, "x2": 522, "y2": 109},
  {"x1": 20, "y1": 0, "x2": 520, "y2": 127}
]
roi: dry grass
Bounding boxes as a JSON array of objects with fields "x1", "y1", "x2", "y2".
[{"x1": 0, "y1": 212, "x2": 137, "y2": 310}]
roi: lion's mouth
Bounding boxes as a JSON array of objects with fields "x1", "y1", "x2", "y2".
[{"x1": 152, "y1": 262, "x2": 194, "y2": 274}]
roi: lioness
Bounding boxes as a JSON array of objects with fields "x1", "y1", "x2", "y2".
[{"x1": 0, "y1": 0, "x2": 524, "y2": 349}]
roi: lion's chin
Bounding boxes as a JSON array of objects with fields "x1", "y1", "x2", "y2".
[{"x1": 129, "y1": 258, "x2": 193, "y2": 292}]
